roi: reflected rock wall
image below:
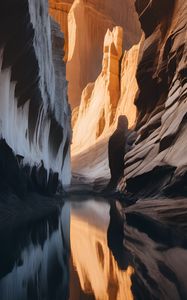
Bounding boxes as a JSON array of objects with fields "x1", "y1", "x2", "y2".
[
  {"x1": 0, "y1": 202, "x2": 70, "y2": 300},
  {"x1": 109, "y1": 199, "x2": 187, "y2": 300},
  {"x1": 70, "y1": 201, "x2": 134, "y2": 300}
]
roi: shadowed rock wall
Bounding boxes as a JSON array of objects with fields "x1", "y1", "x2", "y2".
[
  {"x1": 0, "y1": 0, "x2": 71, "y2": 195},
  {"x1": 123, "y1": 0, "x2": 187, "y2": 197}
]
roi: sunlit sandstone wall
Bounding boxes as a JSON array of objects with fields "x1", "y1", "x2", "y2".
[
  {"x1": 49, "y1": 0, "x2": 141, "y2": 107},
  {"x1": 72, "y1": 27, "x2": 141, "y2": 155},
  {"x1": 67, "y1": 0, "x2": 141, "y2": 107}
]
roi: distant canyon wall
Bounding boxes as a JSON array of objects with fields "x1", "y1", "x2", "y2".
[
  {"x1": 49, "y1": 0, "x2": 141, "y2": 107},
  {"x1": 123, "y1": 0, "x2": 187, "y2": 196},
  {"x1": 0, "y1": 0, "x2": 71, "y2": 194},
  {"x1": 72, "y1": 26, "x2": 141, "y2": 155},
  {"x1": 49, "y1": 0, "x2": 73, "y2": 61}
]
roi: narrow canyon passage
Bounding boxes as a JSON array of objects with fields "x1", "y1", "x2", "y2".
[{"x1": 0, "y1": 0, "x2": 187, "y2": 299}]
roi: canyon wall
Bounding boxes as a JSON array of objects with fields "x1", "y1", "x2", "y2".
[
  {"x1": 49, "y1": 0, "x2": 73, "y2": 61},
  {"x1": 72, "y1": 26, "x2": 140, "y2": 155},
  {"x1": 123, "y1": 0, "x2": 187, "y2": 197},
  {"x1": 67, "y1": 0, "x2": 141, "y2": 107},
  {"x1": 49, "y1": 0, "x2": 141, "y2": 107},
  {"x1": 72, "y1": 26, "x2": 141, "y2": 183},
  {"x1": 0, "y1": 0, "x2": 71, "y2": 195}
]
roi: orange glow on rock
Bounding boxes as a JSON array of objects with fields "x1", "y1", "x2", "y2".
[{"x1": 70, "y1": 203, "x2": 134, "y2": 300}]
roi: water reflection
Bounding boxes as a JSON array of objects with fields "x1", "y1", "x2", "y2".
[
  {"x1": 109, "y1": 200, "x2": 187, "y2": 300},
  {"x1": 70, "y1": 198, "x2": 134, "y2": 300},
  {"x1": 70, "y1": 197, "x2": 187, "y2": 300},
  {"x1": 0, "y1": 202, "x2": 70, "y2": 300},
  {"x1": 1, "y1": 195, "x2": 187, "y2": 300}
]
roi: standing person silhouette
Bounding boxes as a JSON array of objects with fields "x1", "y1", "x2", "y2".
[{"x1": 106, "y1": 115, "x2": 137, "y2": 192}]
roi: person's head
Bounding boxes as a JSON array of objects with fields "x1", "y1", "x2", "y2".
[{"x1": 117, "y1": 115, "x2": 128, "y2": 131}]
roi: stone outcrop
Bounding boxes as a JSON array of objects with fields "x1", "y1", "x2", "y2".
[
  {"x1": 72, "y1": 27, "x2": 141, "y2": 156},
  {"x1": 49, "y1": 0, "x2": 141, "y2": 107},
  {"x1": 122, "y1": 0, "x2": 187, "y2": 197},
  {"x1": 0, "y1": 0, "x2": 71, "y2": 195}
]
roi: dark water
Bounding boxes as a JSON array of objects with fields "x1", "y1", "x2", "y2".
[{"x1": 0, "y1": 196, "x2": 187, "y2": 300}]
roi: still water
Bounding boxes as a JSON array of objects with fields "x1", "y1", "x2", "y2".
[{"x1": 0, "y1": 196, "x2": 187, "y2": 300}]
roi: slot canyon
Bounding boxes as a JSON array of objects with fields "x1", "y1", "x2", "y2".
[{"x1": 0, "y1": 0, "x2": 187, "y2": 300}]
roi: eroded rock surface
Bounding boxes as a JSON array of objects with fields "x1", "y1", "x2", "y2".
[
  {"x1": 123, "y1": 0, "x2": 187, "y2": 197},
  {"x1": 0, "y1": 0, "x2": 71, "y2": 195}
]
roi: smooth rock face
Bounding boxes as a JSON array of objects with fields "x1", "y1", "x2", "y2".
[
  {"x1": 123, "y1": 0, "x2": 187, "y2": 196},
  {"x1": 0, "y1": 0, "x2": 71, "y2": 193},
  {"x1": 49, "y1": 0, "x2": 141, "y2": 107}
]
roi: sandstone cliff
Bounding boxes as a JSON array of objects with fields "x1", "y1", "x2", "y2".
[
  {"x1": 123, "y1": 0, "x2": 187, "y2": 197},
  {"x1": 0, "y1": 0, "x2": 71, "y2": 194},
  {"x1": 70, "y1": 201, "x2": 134, "y2": 300},
  {"x1": 67, "y1": 0, "x2": 141, "y2": 107},
  {"x1": 49, "y1": 0, "x2": 141, "y2": 107},
  {"x1": 72, "y1": 26, "x2": 141, "y2": 182},
  {"x1": 72, "y1": 26, "x2": 141, "y2": 153}
]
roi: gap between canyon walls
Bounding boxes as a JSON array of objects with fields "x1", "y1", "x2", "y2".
[{"x1": 49, "y1": 0, "x2": 142, "y2": 184}]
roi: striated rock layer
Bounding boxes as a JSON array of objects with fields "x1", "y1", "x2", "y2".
[
  {"x1": 122, "y1": 0, "x2": 187, "y2": 196},
  {"x1": 0, "y1": 0, "x2": 71, "y2": 195}
]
